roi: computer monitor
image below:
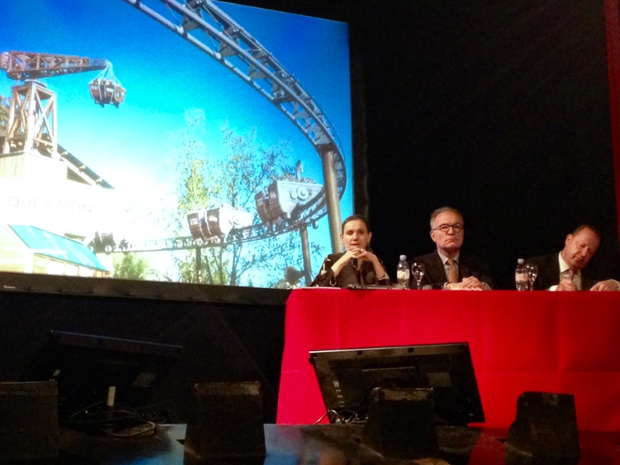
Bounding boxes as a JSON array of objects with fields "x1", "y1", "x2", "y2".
[
  {"x1": 21, "y1": 330, "x2": 183, "y2": 429},
  {"x1": 309, "y1": 342, "x2": 485, "y2": 426}
]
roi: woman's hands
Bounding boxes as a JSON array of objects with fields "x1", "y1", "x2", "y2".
[
  {"x1": 346, "y1": 247, "x2": 379, "y2": 265},
  {"x1": 332, "y1": 247, "x2": 380, "y2": 277}
]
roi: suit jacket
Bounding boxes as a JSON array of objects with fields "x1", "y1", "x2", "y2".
[
  {"x1": 526, "y1": 253, "x2": 597, "y2": 290},
  {"x1": 413, "y1": 250, "x2": 497, "y2": 289},
  {"x1": 310, "y1": 252, "x2": 390, "y2": 288}
]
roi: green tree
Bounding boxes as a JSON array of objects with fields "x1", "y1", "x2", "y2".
[
  {"x1": 170, "y1": 110, "x2": 323, "y2": 287},
  {"x1": 113, "y1": 252, "x2": 151, "y2": 280}
]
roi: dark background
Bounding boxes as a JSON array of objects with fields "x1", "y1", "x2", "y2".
[
  {"x1": 350, "y1": 0, "x2": 619, "y2": 289},
  {"x1": 1, "y1": 0, "x2": 618, "y2": 423}
]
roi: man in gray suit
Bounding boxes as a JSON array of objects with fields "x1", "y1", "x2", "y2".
[{"x1": 413, "y1": 206, "x2": 495, "y2": 290}]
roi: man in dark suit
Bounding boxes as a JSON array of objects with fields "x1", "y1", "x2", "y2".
[
  {"x1": 527, "y1": 225, "x2": 619, "y2": 291},
  {"x1": 413, "y1": 207, "x2": 495, "y2": 290}
]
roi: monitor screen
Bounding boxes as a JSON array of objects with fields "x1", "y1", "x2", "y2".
[
  {"x1": 21, "y1": 330, "x2": 183, "y2": 429},
  {"x1": 309, "y1": 342, "x2": 485, "y2": 426},
  {"x1": 0, "y1": 0, "x2": 354, "y2": 293}
]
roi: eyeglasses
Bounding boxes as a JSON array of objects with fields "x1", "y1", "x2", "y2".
[{"x1": 432, "y1": 223, "x2": 464, "y2": 233}]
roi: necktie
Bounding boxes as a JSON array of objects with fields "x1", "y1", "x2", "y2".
[
  {"x1": 562, "y1": 269, "x2": 581, "y2": 290},
  {"x1": 447, "y1": 259, "x2": 458, "y2": 283}
]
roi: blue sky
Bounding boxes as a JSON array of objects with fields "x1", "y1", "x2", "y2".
[{"x1": 0, "y1": 0, "x2": 353, "y2": 285}]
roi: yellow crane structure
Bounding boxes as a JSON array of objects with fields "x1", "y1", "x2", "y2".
[{"x1": 0, "y1": 51, "x2": 125, "y2": 157}]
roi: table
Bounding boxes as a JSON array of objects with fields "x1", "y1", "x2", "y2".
[
  {"x1": 58, "y1": 424, "x2": 620, "y2": 464},
  {"x1": 277, "y1": 289, "x2": 620, "y2": 431}
]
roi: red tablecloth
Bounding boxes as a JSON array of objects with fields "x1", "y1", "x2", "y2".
[{"x1": 276, "y1": 289, "x2": 620, "y2": 431}]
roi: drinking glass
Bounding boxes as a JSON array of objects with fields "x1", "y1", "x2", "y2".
[
  {"x1": 411, "y1": 262, "x2": 425, "y2": 289},
  {"x1": 525, "y1": 263, "x2": 538, "y2": 290}
]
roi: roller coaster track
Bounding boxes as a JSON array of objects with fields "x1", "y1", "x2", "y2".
[{"x1": 121, "y1": 0, "x2": 347, "y2": 247}]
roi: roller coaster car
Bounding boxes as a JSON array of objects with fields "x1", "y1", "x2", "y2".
[
  {"x1": 188, "y1": 211, "x2": 206, "y2": 241},
  {"x1": 87, "y1": 232, "x2": 116, "y2": 254},
  {"x1": 89, "y1": 77, "x2": 126, "y2": 107},
  {"x1": 255, "y1": 180, "x2": 323, "y2": 227},
  {"x1": 188, "y1": 205, "x2": 253, "y2": 242}
]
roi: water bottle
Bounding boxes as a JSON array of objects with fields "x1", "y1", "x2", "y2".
[
  {"x1": 396, "y1": 255, "x2": 410, "y2": 289},
  {"x1": 515, "y1": 258, "x2": 528, "y2": 291}
]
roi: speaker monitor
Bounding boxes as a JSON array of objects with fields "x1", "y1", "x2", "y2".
[
  {"x1": 505, "y1": 391, "x2": 580, "y2": 465},
  {"x1": 362, "y1": 387, "x2": 438, "y2": 459},
  {"x1": 0, "y1": 381, "x2": 58, "y2": 462},
  {"x1": 184, "y1": 381, "x2": 266, "y2": 463}
]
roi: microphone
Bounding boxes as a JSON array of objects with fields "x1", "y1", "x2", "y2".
[{"x1": 350, "y1": 258, "x2": 363, "y2": 287}]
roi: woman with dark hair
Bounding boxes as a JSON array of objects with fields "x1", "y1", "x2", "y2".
[{"x1": 311, "y1": 214, "x2": 390, "y2": 287}]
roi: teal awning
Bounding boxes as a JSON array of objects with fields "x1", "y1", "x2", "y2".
[{"x1": 9, "y1": 225, "x2": 107, "y2": 271}]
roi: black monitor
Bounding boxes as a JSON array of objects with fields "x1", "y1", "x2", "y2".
[
  {"x1": 309, "y1": 342, "x2": 485, "y2": 426},
  {"x1": 21, "y1": 330, "x2": 183, "y2": 430}
]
